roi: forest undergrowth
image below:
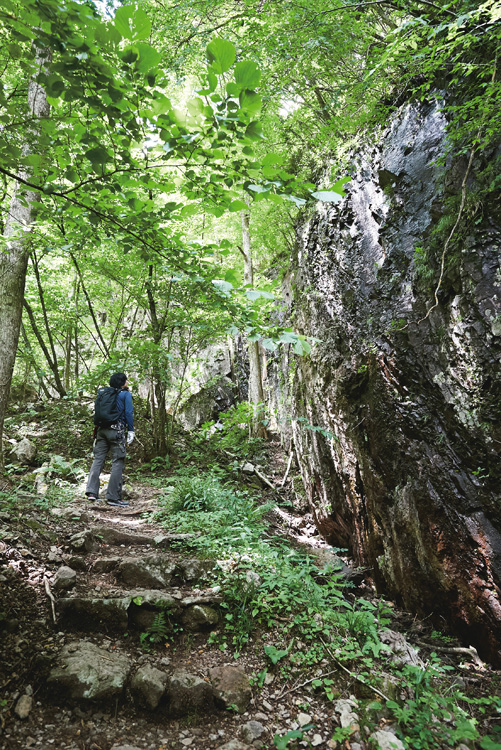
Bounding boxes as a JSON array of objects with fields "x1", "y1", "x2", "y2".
[{"x1": 1, "y1": 399, "x2": 501, "y2": 750}]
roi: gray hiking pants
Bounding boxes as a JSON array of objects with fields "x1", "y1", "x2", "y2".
[{"x1": 85, "y1": 427, "x2": 126, "y2": 501}]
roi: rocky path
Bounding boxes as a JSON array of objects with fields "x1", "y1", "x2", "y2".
[{"x1": 1, "y1": 487, "x2": 353, "y2": 750}]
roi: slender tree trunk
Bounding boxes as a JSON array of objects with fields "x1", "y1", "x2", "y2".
[
  {"x1": 23, "y1": 299, "x2": 67, "y2": 396},
  {"x1": 20, "y1": 322, "x2": 51, "y2": 399},
  {"x1": 240, "y1": 199, "x2": 267, "y2": 439},
  {"x1": 0, "y1": 48, "x2": 50, "y2": 467},
  {"x1": 69, "y1": 252, "x2": 110, "y2": 357}
]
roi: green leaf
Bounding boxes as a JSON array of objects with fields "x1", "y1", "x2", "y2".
[
  {"x1": 248, "y1": 184, "x2": 270, "y2": 194},
  {"x1": 245, "y1": 289, "x2": 275, "y2": 301},
  {"x1": 282, "y1": 193, "x2": 307, "y2": 207},
  {"x1": 480, "y1": 739, "x2": 501, "y2": 750},
  {"x1": 279, "y1": 331, "x2": 298, "y2": 344},
  {"x1": 262, "y1": 338, "x2": 277, "y2": 351},
  {"x1": 46, "y1": 75, "x2": 64, "y2": 97},
  {"x1": 152, "y1": 94, "x2": 171, "y2": 115},
  {"x1": 294, "y1": 338, "x2": 311, "y2": 356},
  {"x1": 206, "y1": 38, "x2": 236, "y2": 74},
  {"x1": 224, "y1": 268, "x2": 240, "y2": 285},
  {"x1": 115, "y1": 5, "x2": 151, "y2": 41},
  {"x1": 264, "y1": 644, "x2": 289, "y2": 664},
  {"x1": 212, "y1": 279, "x2": 233, "y2": 295},
  {"x1": 226, "y1": 82, "x2": 241, "y2": 97},
  {"x1": 228, "y1": 199, "x2": 248, "y2": 212},
  {"x1": 238, "y1": 90, "x2": 262, "y2": 116},
  {"x1": 331, "y1": 175, "x2": 352, "y2": 195},
  {"x1": 235, "y1": 60, "x2": 261, "y2": 89},
  {"x1": 310, "y1": 190, "x2": 343, "y2": 203},
  {"x1": 244, "y1": 121, "x2": 265, "y2": 142},
  {"x1": 262, "y1": 153, "x2": 284, "y2": 167},
  {"x1": 136, "y1": 42, "x2": 161, "y2": 73}
]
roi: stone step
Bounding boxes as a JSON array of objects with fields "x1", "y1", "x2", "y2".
[
  {"x1": 57, "y1": 588, "x2": 222, "y2": 634},
  {"x1": 91, "y1": 554, "x2": 215, "y2": 589},
  {"x1": 46, "y1": 640, "x2": 252, "y2": 718}
]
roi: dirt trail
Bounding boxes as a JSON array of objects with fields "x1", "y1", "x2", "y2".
[{"x1": 0, "y1": 484, "x2": 344, "y2": 750}]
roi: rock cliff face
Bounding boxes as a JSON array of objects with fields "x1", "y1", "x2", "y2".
[{"x1": 280, "y1": 101, "x2": 501, "y2": 663}]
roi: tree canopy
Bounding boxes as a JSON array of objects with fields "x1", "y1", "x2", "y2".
[{"x1": 0, "y1": 0, "x2": 499, "y2": 459}]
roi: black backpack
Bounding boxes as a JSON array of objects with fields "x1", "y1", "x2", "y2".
[{"x1": 94, "y1": 387, "x2": 122, "y2": 427}]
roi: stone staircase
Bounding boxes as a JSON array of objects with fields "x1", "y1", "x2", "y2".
[{"x1": 38, "y1": 504, "x2": 263, "y2": 750}]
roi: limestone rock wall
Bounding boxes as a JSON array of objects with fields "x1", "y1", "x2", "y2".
[{"x1": 279, "y1": 101, "x2": 501, "y2": 663}]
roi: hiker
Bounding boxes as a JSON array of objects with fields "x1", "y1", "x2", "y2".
[{"x1": 85, "y1": 372, "x2": 134, "y2": 507}]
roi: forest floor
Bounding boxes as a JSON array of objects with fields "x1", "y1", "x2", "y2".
[{"x1": 1, "y1": 401, "x2": 501, "y2": 750}]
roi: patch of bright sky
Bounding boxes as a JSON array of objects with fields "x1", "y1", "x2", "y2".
[
  {"x1": 93, "y1": 0, "x2": 119, "y2": 19},
  {"x1": 278, "y1": 97, "x2": 302, "y2": 118}
]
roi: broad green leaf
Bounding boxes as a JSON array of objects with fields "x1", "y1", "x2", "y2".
[
  {"x1": 279, "y1": 331, "x2": 298, "y2": 344},
  {"x1": 262, "y1": 338, "x2": 277, "y2": 351},
  {"x1": 115, "y1": 5, "x2": 151, "y2": 41},
  {"x1": 228, "y1": 199, "x2": 248, "y2": 212},
  {"x1": 180, "y1": 204, "x2": 199, "y2": 216},
  {"x1": 238, "y1": 90, "x2": 262, "y2": 116},
  {"x1": 311, "y1": 190, "x2": 343, "y2": 202},
  {"x1": 206, "y1": 38, "x2": 236, "y2": 74},
  {"x1": 136, "y1": 42, "x2": 161, "y2": 73},
  {"x1": 283, "y1": 193, "x2": 307, "y2": 207},
  {"x1": 152, "y1": 94, "x2": 171, "y2": 115},
  {"x1": 207, "y1": 71, "x2": 218, "y2": 92},
  {"x1": 224, "y1": 268, "x2": 240, "y2": 284},
  {"x1": 46, "y1": 75, "x2": 64, "y2": 97},
  {"x1": 212, "y1": 279, "x2": 233, "y2": 295},
  {"x1": 235, "y1": 60, "x2": 261, "y2": 89},
  {"x1": 248, "y1": 184, "x2": 270, "y2": 194},
  {"x1": 245, "y1": 289, "x2": 275, "y2": 301},
  {"x1": 331, "y1": 175, "x2": 352, "y2": 195},
  {"x1": 244, "y1": 121, "x2": 265, "y2": 141},
  {"x1": 294, "y1": 338, "x2": 311, "y2": 356},
  {"x1": 226, "y1": 82, "x2": 241, "y2": 97},
  {"x1": 187, "y1": 97, "x2": 205, "y2": 117},
  {"x1": 262, "y1": 153, "x2": 284, "y2": 166},
  {"x1": 264, "y1": 644, "x2": 288, "y2": 664},
  {"x1": 114, "y1": 6, "x2": 133, "y2": 39}
]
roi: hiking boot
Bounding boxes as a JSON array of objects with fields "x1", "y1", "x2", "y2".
[
  {"x1": 86, "y1": 494, "x2": 99, "y2": 502},
  {"x1": 106, "y1": 499, "x2": 129, "y2": 507}
]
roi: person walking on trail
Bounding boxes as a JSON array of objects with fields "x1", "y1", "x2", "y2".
[{"x1": 85, "y1": 372, "x2": 134, "y2": 507}]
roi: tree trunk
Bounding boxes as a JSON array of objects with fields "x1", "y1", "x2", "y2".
[
  {"x1": 23, "y1": 299, "x2": 67, "y2": 396},
  {"x1": 240, "y1": 200, "x2": 267, "y2": 439},
  {"x1": 0, "y1": 48, "x2": 50, "y2": 467}
]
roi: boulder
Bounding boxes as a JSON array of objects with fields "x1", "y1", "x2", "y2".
[
  {"x1": 167, "y1": 669, "x2": 215, "y2": 716},
  {"x1": 209, "y1": 665, "x2": 251, "y2": 714},
  {"x1": 369, "y1": 729, "x2": 405, "y2": 750},
  {"x1": 130, "y1": 664, "x2": 168, "y2": 710},
  {"x1": 177, "y1": 376, "x2": 236, "y2": 430},
  {"x1": 68, "y1": 530, "x2": 95, "y2": 554},
  {"x1": 379, "y1": 629, "x2": 423, "y2": 667},
  {"x1": 53, "y1": 566, "x2": 77, "y2": 592},
  {"x1": 14, "y1": 695, "x2": 33, "y2": 720},
  {"x1": 47, "y1": 641, "x2": 130, "y2": 702},
  {"x1": 175, "y1": 558, "x2": 215, "y2": 583},
  {"x1": 241, "y1": 720, "x2": 266, "y2": 743},
  {"x1": 116, "y1": 555, "x2": 176, "y2": 588},
  {"x1": 181, "y1": 604, "x2": 219, "y2": 632},
  {"x1": 333, "y1": 697, "x2": 359, "y2": 731},
  {"x1": 10, "y1": 438, "x2": 36, "y2": 465}
]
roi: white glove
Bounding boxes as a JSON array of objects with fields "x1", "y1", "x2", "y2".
[{"x1": 127, "y1": 431, "x2": 135, "y2": 445}]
